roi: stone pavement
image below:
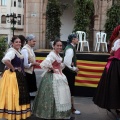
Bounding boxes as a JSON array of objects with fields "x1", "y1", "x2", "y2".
[
  {"x1": 0, "y1": 97, "x2": 118, "y2": 120},
  {"x1": 26, "y1": 97, "x2": 119, "y2": 120}
]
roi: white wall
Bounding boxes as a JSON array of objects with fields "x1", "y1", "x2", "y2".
[{"x1": 60, "y1": 0, "x2": 75, "y2": 41}]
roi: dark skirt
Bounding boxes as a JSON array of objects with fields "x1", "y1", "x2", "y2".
[
  {"x1": 25, "y1": 71, "x2": 37, "y2": 93},
  {"x1": 93, "y1": 59, "x2": 120, "y2": 109},
  {"x1": 15, "y1": 70, "x2": 30, "y2": 105},
  {"x1": 63, "y1": 67, "x2": 76, "y2": 96}
]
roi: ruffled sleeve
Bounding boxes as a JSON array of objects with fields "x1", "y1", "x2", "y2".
[
  {"x1": 2, "y1": 50, "x2": 15, "y2": 64},
  {"x1": 40, "y1": 51, "x2": 56, "y2": 70}
]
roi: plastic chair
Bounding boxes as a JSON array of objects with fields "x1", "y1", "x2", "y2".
[
  {"x1": 76, "y1": 31, "x2": 90, "y2": 52},
  {"x1": 94, "y1": 32, "x2": 108, "y2": 52}
]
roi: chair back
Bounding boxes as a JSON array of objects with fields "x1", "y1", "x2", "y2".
[
  {"x1": 76, "y1": 31, "x2": 86, "y2": 42},
  {"x1": 96, "y1": 32, "x2": 107, "y2": 43}
]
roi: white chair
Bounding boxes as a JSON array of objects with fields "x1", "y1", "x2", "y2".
[
  {"x1": 76, "y1": 31, "x2": 90, "y2": 52},
  {"x1": 94, "y1": 32, "x2": 108, "y2": 52}
]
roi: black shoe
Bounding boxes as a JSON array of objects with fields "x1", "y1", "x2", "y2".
[
  {"x1": 116, "y1": 109, "x2": 120, "y2": 115},
  {"x1": 30, "y1": 96, "x2": 35, "y2": 100},
  {"x1": 107, "y1": 108, "x2": 111, "y2": 112},
  {"x1": 70, "y1": 117, "x2": 75, "y2": 120}
]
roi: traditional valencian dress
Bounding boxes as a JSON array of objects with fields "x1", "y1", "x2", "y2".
[
  {"x1": 32, "y1": 51, "x2": 71, "y2": 119},
  {"x1": 0, "y1": 48, "x2": 31, "y2": 120},
  {"x1": 93, "y1": 39, "x2": 120, "y2": 110}
]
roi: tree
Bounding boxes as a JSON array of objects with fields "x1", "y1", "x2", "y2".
[
  {"x1": 0, "y1": 36, "x2": 7, "y2": 58},
  {"x1": 104, "y1": 4, "x2": 120, "y2": 41},
  {"x1": 45, "y1": 0, "x2": 62, "y2": 48},
  {"x1": 73, "y1": 0, "x2": 94, "y2": 33}
]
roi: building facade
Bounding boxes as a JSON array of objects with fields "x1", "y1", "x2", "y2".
[
  {"x1": 0, "y1": 0, "x2": 24, "y2": 44},
  {"x1": 24, "y1": 0, "x2": 47, "y2": 49},
  {"x1": 0, "y1": 0, "x2": 114, "y2": 50}
]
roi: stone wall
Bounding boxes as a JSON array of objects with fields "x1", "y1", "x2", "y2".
[
  {"x1": 93, "y1": 0, "x2": 112, "y2": 48},
  {"x1": 24, "y1": 0, "x2": 47, "y2": 49},
  {"x1": 24, "y1": 0, "x2": 113, "y2": 50}
]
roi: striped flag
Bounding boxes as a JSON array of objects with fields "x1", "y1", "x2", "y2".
[{"x1": 75, "y1": 60, "x2": 107, "y2": 88}]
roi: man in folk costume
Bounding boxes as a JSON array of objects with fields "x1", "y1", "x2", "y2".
[
  {"x1": 21, "y1": 34, "x2": 39, "y2": 100},
  {"x1": 63, "y1": 33, "x2": 81, "y2": 115}
]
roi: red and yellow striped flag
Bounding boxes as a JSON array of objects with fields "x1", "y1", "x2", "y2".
[{"x1": 75, "y1": 60, "x2": 107, "y2": 88}]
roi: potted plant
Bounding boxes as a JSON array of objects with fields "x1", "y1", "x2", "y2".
[{"x1": 0, "y1": 36, "x2": 8, "y2": 73}]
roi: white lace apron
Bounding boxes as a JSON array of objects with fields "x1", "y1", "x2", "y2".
[{"x1": 52, "y1": 73, "x2": 71, "y2": 112}]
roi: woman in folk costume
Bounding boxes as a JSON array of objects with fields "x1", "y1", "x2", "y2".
[
  {"x1": 32, "y1": 38, "x2": 71, "y2": 119},
  {"x1": 109, "y1": 25, "x2": 120, "y2": 52},
  {"x1": 0, "y1": 36, "x2": 31, "y2": 120},
  {"x1": 93, "y1": 29, "x2": 120, "y2": 112}
]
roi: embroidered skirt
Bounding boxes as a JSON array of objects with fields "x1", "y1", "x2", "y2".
[
  {"x1": 0, "y1": 70, "x2": 31, "y2": 120},
  {"x1": 32, "y1": 72, "x2": 71, "y2": 119}
]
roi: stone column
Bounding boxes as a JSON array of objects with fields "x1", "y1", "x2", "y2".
[
  {"x1": 93, "y1": 0, "x2": 112, "y2": 50},
  {"x1": 24, "y1": 0, "x2": 48, "y2": 49}
]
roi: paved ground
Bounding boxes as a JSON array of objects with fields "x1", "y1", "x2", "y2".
[
  {"x1": 0, "y1": 70, "x2": 119, "y2": 120},
  {"x1": 26, "y1": 97, "x2": 119, "y2": 120}
]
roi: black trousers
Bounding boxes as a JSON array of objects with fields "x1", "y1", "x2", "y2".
[
  {"x1": 25, "y1": 71, "x2": 37, "y2": 93},
  {"x1": 63, "y1": 67, "x2": 76, "y2": 96}
]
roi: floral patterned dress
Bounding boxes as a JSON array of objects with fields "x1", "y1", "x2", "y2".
[{"x1": 32, "y1": 51, "x2": 71, "y2": 119}]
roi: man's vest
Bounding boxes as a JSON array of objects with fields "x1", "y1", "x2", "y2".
[
  {"x1": 22, "y1": 44, "x2": 36, "y2": 74},
  {"x1": 63, "y1": 44, "x2": 77, "y2": 67}
]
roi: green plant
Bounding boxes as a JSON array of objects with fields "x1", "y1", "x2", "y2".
[
  {"x1": 104, "y1": 4, "x2": 120, "y2": 41},
  {"x1": 45, "y1": 0, "x2": 68, "y2": 48},
  {"x1": 73, "y1": 0, "x2": 94, "y2": 33},
  {"x1": 0, "y1": 36, "x2": 7, "y2": 58},
  {"x1": 45, "y1": 0, "x2": 62, "y2": 48}
]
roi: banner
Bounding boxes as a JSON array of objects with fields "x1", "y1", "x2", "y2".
[{"x1": 75, "y1": 60, "x2": 106, "y2": 88}]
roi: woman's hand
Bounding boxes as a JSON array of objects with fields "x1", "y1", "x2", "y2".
[
  {"x1": 110, "y1": 50, "x2": 114, "y2": 56},
  {"x1": 48, "y1": 68, "x2": 59, "y2": 74},
  {"x1": 4, "y1": 60, "x2": 15, "y2": 72}
]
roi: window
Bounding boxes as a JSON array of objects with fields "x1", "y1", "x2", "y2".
[
  {"x1": 14, "y1": 1, "x2": 16, "y2": 7},
  {"x1": 23, "y1": 15, "x2": 24, "y2": 25},
  {"x1": 18, "y1": 0, "x2": 21, "y2": 7},
  {"x1": 1, "y1": 0, "x2": 7, "y2": 6},
  {"x1": 1, "y1": 15, "x2": 6, "y2": 24},
  {"x1": 18, "y1": 14, "x2": 21, "y2": 25}
]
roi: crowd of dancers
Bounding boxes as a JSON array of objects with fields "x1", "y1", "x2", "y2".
[{"x1": 0, "y1": 25, "x2": 120, "y2": 120}]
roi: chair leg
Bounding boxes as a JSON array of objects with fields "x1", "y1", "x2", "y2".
[
  {"x1": 94, "y1": 43, "x2": 97, "y2": 51},
  {"x1": 77, "y1": 43, "x2": 79, "y2": 51},
  {"x1": 87, "y1": 42, "x2": 90, "y2": 52},
  {"x1": 105, "y1": 43, "x2": 108, "y2": 52},
  {"x1": 101, "y1": 44, "x2": 104, "y2": 52},
  {"x1": 97, "y1": 43, "x2": 100, "y2": 52},
  {"x1": 80, "y1": 43, "x2": 82, "y2": 52},
  {"x1": 82, "y1": 43, "x2": 84, "y2": 51}
]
